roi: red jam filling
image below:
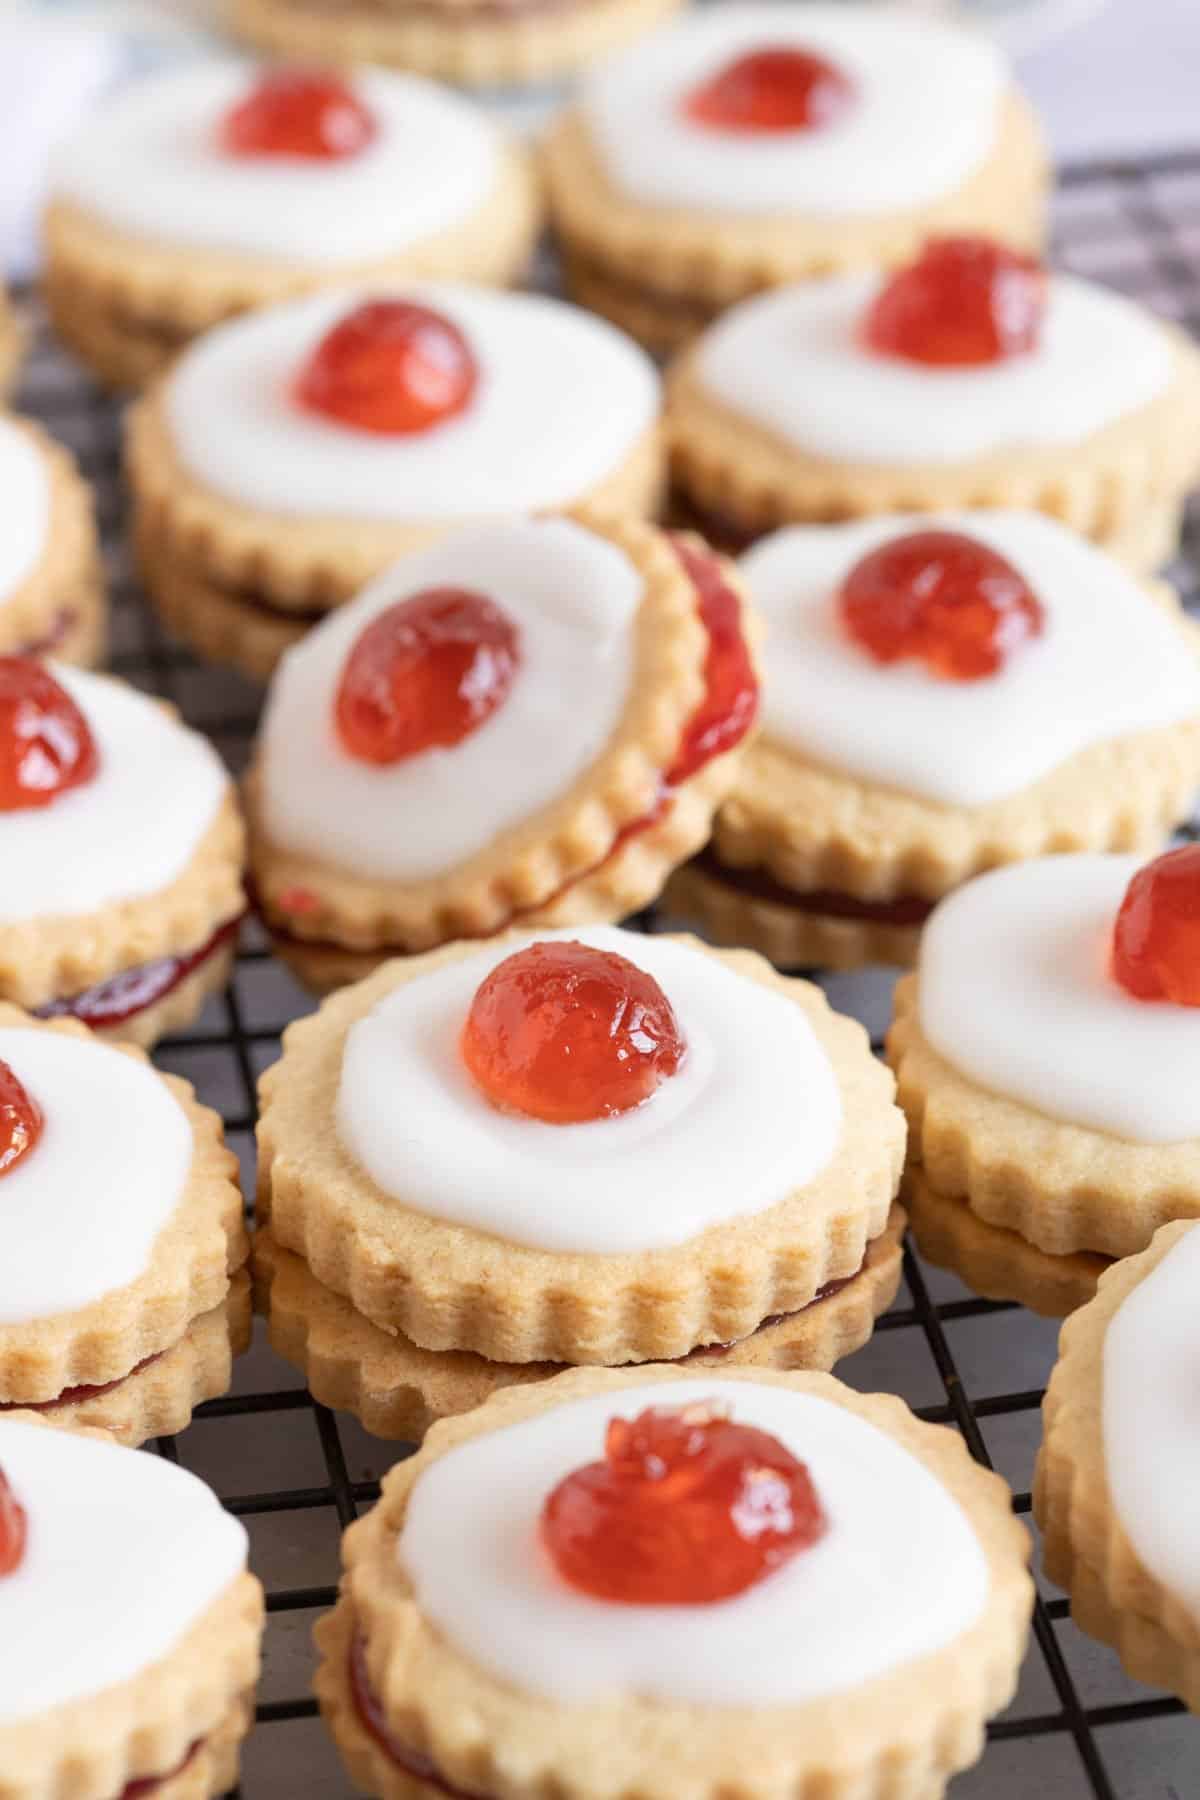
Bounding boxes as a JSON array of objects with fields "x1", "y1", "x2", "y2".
[
  {"x1": 0, "y1": 1059, "x2": 41, "y2": 1179},
  {"x1": 682, "y1": 46, "x2": 855, "y2": 133},
  {"x1": 838, "y1": 529, "x2": 1044, "y2": 681},
  {"x1": 220, "y1": 69, "x2": 377, "y2": 160},
  {"x1": 1112, "y1": 846, "x2": 1200, "y2": 1006},
  {"x1": 33, "y1": 916, "x2": 239, "y2": 1031},
  {"x1": 335, "y1": 589, "x2": 521, "y2": 764},
  {"x1": 542, "y1": 1402, "x2": 826, "y2": 1604},
  {"x1": 461, "y1": 939, "x2": 685, "y2": 1124},
  {"x1": 667, "y1": 537, "x2": 759, "y2": 782},
  {"x1": 0, "y1": 657, "x2": 98, "y2": 812},
  {"x1": 693, "y1": 851, "x2": 936, "y2": 929},
  {"x1": 351, "y1": 1635, "x2": 472, "y2": 1797},
  {"x1": 0, "y1": 1467, "x2": 27, "y2": 1577},
  {"x1": 296, "y1": 300, "x2": 479, "y2": 436},
  {"x1": 863, "y1": 237, "x2": 1047, "y2": 367},
  {"x1": 0, "y1": 1347, "x2": 165, "y2": 1415}
]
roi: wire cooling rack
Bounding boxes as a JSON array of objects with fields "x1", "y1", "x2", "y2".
[{"x1": 13, "y1": 146, "x2": 1200, "y2": 1800}]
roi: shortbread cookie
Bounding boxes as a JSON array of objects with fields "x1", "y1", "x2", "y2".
[
  {"x1": 0, "y1": 1413, "x2": 263, "y2": 1799},
  {"x1": 547, "y1": 6, "x2": 1046, "y2": 353},
  {"x1": 253, "y1": 1204, "x2": 905, "y2": 1438},
  {"x1": 45, "y1": 60, "x2": 540, "y2": 390},
  {"x1": 667, "y1": 513, "x2": 1200, "y2": 969},
  {"x1": 0, "y1": 662, "x2": 245, "y2": 1045},
  {"x1": 247, "y1": 514, "x2": 758, "y2": 973},
  {"x1": 888, "y1": 849, "x2": 1200, "y2": 1311},
  {"x1": 0, "y1": 416, "x2": 106, "y2": 666},
  {"x1": 668, "y1": 240, "x2": 1200, "y2": 569},
  {"x1": 0, "y1": 286, "x2": 23, "y2": 399},
  {"x1": 258, "y1": 927, "x2": 905, "y2": 1365},
  {"x1": 315, "y1": 1364, "x2": 1032, "y2": 1800},
  {"x1": 223, "y1": 0, "x2": 682, "y2": 89},
  {"x1": 128, "y1": 285, "x2": 663, "y2": 677},
  {"x1": 904, "y1": 1174, "x2": 1108, "y2": 1319},
  {"x1": 0, "y1": 1007, "x2": 249, "y2": 1440},
  {"x1": 1036, "y1": 1221, "x2": 1200, "y2": 1707}
]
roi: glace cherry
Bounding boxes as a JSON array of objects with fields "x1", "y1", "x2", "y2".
[
  {"x1": 0, "y1": 1060, "x2": 42, "y2": 1179},
  {"x1": 683, "y1": 47, "x2": 855, "y2": 134},
  {"x1": 296, "y1": 300, "x2": 479, "y2": 436},
  {"x1": 220, "y1": 70, "x2": 377, "y2": 160},
  {"x1": 335, "y1": 588, "x2": 520, "y2": 764},
  {"x1": 542, "y1": 1402, "x2": 826, "y2": 1604},
  {"x1": 461, "y1": 939, "x2": 686, "y2": 1125},
  {"x1": 1112, "y1": 846, "x2": 1200, "y2": 1006},
  {"x1": 0, "y1": 659, "x2": 99, "y2": 811},
  {"x1": 863, "y1": 237, "x2": 1047, "y2": 367},
  {"x1": 838, "y1": 529, "x2": 1045, "y2": 681}
]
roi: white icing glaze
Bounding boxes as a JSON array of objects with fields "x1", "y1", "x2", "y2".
[
  {"x1": 165, "y1": 286, "x2": 658, "y2": 522},
  {"x1": 0, "y1": 420, "x2": 48, "y2": 606},
  {"x1": 581, "y1": 5, "x2": 1006, "y2": 219},
  {"x1": 337, "y1": 926, "x2": 842, "y2": 1254},
  {"x1": 259, "y1": 519, "x2": 640, "y2": 880},
  {"x1": 919, "y1": 855, "x2": 1200, "y2": 1144},
  {"x1": 0, "y1": 1030, "x2": 192, "y2": 1324},
  {"x1": 740, "y1": 511, "x2": 1200, "y2": 808},
  {"x1": 1103, "y1": 1223, "x2": 1200, "y2": 1626},
  {"x1": 696, "y1": 273, "x2": 1171, "y2": 464},
  {"x1": 0, "y1": 1416, "x2": 247, "y2": 1725},
  {"x1": 397, "y1": 1376, "x2": 990, "y2": 1706},
  {"x1": 50, "y1": 59, "x2": 499, "y2": 265},
  {"x1": 0, "y1": 666, "x2": 228, "y2": 923}
]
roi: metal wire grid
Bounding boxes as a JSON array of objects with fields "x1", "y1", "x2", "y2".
[{"x1": 12, "y1": 147, "x2": 1200, "y2": 1800}]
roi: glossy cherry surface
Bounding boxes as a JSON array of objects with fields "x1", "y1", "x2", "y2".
[
  {"x1": 682, "y1": 46, "x2": 855, "y2": 133},
  {"x1": 0, "y1": 1468, "x2": 26, "y2": 1578},
  {"x1": 335, "y1": 588, "x2": 520, "y2": 764},
  {"x1": 838, "y1": 528, "x2": 1044, "y2": 681},
  {"x1": 0, "y1": 658, "x2": 99, "y2": 811},
  {"x1": 296, "y1": 300, "x2": 479, "y2": 436},
  {"x1": 461, "y1": 939, "x2": 685, "y2": 1124},
  {"x1": 863, "y1": 237, "x2": 1047, "y2": 367},
  {"x1": 0, "y1": 1060, "x2": 41, "y2": 1180},
  {"x1": 542, "y1": 1402, "x2": 826, "y2": 1603},
  {"x1": 220, "y1": 70, "x2": 377, "y2": 160},
  {"x1": 1112, "y1": 846, "x2": 1200, "y2": 1006}
]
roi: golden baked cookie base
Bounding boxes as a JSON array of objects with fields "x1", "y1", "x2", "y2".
[
  {"x1": 0, "y1": 420, "x2": 107, "y2": 667},
  {"x1": 128, "y1": 373, "x2": 665, "y2": 642},
  {"x1": 0, "y1": 1009, "x2": 248, "y2": 1404},
  {"x1": 0, "y1": 1487, "x2": 263, "y2": 1800},
  {"x1": 888, "y1": 977, "x2": 1200, "y2": 1259},
  {"x1": 264, "y1": 733, "x2": 755, "y2": 993},
  {"x1": 0, "y1": 292, "x2": 24, "y2": 398},
  {"x1": 19, "y1": 1271, "x2": 253, "y2": 1447},
  {"x1": 1034, "y1": 1224, "x2": 1200, "y2": 1707},
  {"x1": 154, "y1": 1695, "x2": 254, "y2": 1800},
  {"x1": 665, "y1": 859, "x2": 922, "y2": 971},
  {"x1": 666, "y1": 327, "x2": 1200, "y2": 575},
  {"x1": 43, "y1": 150, "x2": 540, "y2": 390},
  {"x1": 325, "y1": 1366, "x2": 1031, "y2": 1800},
  {"x1": 253, "y1": 1206, "x2": 905, "y2": 1438},
  {"x1": 711, "y1": 623, "x2": 1200, "y2": 907},
  {"x1": 546, "y1": 94, "x2": 1047, "y2": 334},
  {"x1": 246, "y1": 519, "x2": 740, "y2": 954},
  {"x1": 0, "y1": 776, "x2": 245, "y2": 1010},
  {"x1": 905, "y1": 1172, "x2": 1107, "y2": 1319},
  {"x1": 224, "y1": 0, "x2": 682, "y2": 87},
  {"x1": 258, "y1": 936, "x2": 904, "y2": 1365}
]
